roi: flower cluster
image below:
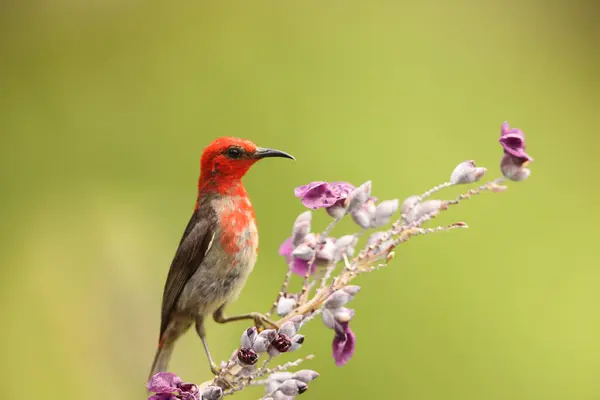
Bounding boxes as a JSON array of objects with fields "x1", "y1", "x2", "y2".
[
  {"x1": 147, "y1": 122, "x2": 534, "y2": 399},
  {"x1": 280, "y1": 182, "x2": 398, "y2": 278},
  {"x1": 322, "y1": 286, "x2": 360, "y2": 366},
  {"x1": 147, "y1": 372, "x2": 203, "y2": 400},
  {"x1": 264, "y1": 370, "x2": 320, "y2": 400}
]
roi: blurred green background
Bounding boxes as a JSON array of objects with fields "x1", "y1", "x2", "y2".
[{"x1": 1, "y1": 1, "x2": 599, "y2": 399}]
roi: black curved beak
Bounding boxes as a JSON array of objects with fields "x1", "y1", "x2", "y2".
[{"x1": 255, "y1": 147, "x2": 295, "y2": 160}]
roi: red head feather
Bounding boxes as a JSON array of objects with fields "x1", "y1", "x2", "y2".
[{"x1": 197, "y1": 137, "x2": 293, "y2": 195}]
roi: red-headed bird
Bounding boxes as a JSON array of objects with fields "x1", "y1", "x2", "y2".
[{"x1": 149, "y1": 137, "x2": 294, "y2": 379}]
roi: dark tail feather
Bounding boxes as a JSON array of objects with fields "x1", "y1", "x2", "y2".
[{"x1": 149, "y1": 343, "x2": 174, "y2": 381}]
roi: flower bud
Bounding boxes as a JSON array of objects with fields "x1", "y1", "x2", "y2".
[
  {"x1": 266, "y1": 380, "x2": 279, "y2": 394},
  {"x1": 351, "y1": 209, "x2": 371, "y2": 229},
  {"x1": 252, "y1": 329, "x2": 276, "y2": 353},
  {"x1": 324, "y1": 290, "x2": 352, "y2": 309},
  {"x1": 332, "y1": 307, "x2": 354, "y2": 323},
  {"x1": 236, "y1": 347, "x2": 259, "y2": 366},
  {"x1": 406, "y1": 200, "x2": 443, "y2": 224},
  {"x1": 292, "y1": 243, "x2": 315, "y2": 261},
  {"x1": 321, "y1": 308, "x2": 336, "y2": 330},
  {"x1": 351, "y1": 197, "x2": 377, "y2": 229},
  {"x1": 179, "y1": 382, "x2": 199, "y2": 397},
  {"x1": 201, "y1": 386, "x2": 223, "y2": 400},
  {"x1": 241, "y1": 326, "x2": 257, "y2": 348},
  {"x1": 303, "y1": 233, "x2": 318, "y2": 246},
  {"x1": 316, "y1": 238, "x2": 336, "y2": 262},
  {"x1": 450, "y1": 160, "x2": 487, "y2": 184},
  {"x1": 276, "y1": 297, "x2": 296, "y2": 317},
  {"x1": 269, "y1": 372, "x2": 294, "y2": 383},
  {"x1": 278, "y1": 379, "x2": 308, "y2": 396},
  {"x1": 271, "y1": 333, "x2": 292, "y2": 353},
  {"x1": 325, "y1": 205, "x2": 346, "y2": 218},
  {"x1": 273, "y1": 393, "x2": 293, "y2": 400},
  {"x1": 342, "y1": 285, "x2": 361, "y2": 297},
  {"x1": 345, "y1": 181, "x2": 372, "y2": 214},
  {"x1": 292, "y1": 370, "x2": 319, "y2": 383},
  {"x1": 292, "y1": 211, "x2": 312, "y2": 247},
  {"x1": 289, "y1": 334, "x2": 305, "y2": 351},
  {"x1": 372, "y1": 199, "x2": 399, "y2": 228},
  {"x1": 367, "y1": 232, "x2": 387, "y2": 247},
  {"x1": 335, "y1": 235, "x2": 356, "y2": 259},
  {"x1": 278, "y1": 321, "x2": 298, "y2": 337},
  {"x1": 289, "y1": 315, "x2": 304, "y2": 333},
  {"x1": 401, "y1": 195, "x2": 420, "y2": 217},
  {"x1": 501, "y1": 154, "x2": 531, "y2": 181}
]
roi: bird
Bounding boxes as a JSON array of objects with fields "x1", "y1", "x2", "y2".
[{"x1": 149, "y1": 137, "x2": 294, "y2": 380}]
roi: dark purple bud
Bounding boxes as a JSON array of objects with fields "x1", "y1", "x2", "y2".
[
  {"x1": 237, "y1": 347, "x2": 259, "y2": 366},
  {"x1": 272, "y1": 333, "x2": 292, "y2": 352}
]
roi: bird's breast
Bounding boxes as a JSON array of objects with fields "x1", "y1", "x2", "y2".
[{"x1": 213, "y1": 195, "x2": 259, "y2": 272}]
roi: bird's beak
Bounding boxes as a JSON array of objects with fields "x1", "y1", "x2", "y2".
[{"x1": 255, "y1": 147, "x2": 295, "y2": 160}]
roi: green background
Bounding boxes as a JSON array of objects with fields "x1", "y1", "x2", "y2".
[{"x1": 1, "y1": 1, "x2": 599, "y2": 399}]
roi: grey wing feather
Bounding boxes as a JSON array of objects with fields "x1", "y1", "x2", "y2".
[{"x1": 159, "y1": 211, "x2": 216, "y2": 338}]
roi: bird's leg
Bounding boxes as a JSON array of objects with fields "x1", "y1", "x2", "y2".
[
  {"x1": 195, "y1": 317, "x2": 221, "y2": 376},
  {"x1": 212, "y1": 305, "x2": 279, "y2": 329}
]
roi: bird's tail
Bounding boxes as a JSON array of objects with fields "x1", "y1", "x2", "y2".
[{"x1": 149, "y1": 342, "x2": 174, "y2": 381}]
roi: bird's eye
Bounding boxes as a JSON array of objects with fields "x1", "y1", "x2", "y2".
[{"x1": 227, "y1": 146, "x2": 243, "y2": 159}]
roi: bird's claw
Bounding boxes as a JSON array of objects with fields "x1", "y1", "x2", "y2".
[
  {"x1": 210, "y1": 363, "x2": 222, "y2": 376},
  {"x1": 251, "y1": 312, "x2": 279, "y2": 330}
]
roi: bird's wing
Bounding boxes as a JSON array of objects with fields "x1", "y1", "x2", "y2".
[{"x1": 159, "y1": 210, "x2": 217, "y2": 338}]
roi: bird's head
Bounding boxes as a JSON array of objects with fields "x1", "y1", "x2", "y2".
[{"x1": 199, "y1": 137, "x2": 294, "y2": 190}]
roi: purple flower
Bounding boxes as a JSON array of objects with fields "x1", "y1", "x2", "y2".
[
  {"x1": 149, "y1": 395, "x2": 178, "y2": 400},
  {"x1": 332, "y1": 322, "x2": 356, "y2": 366},
  {"x1": 499, "y1": 122, "x2": 533, "y2": 166},
  {"x1": 279, "y1": 237, "x2": 316, "y2": 276},
  {"x1": 147, "y1": 372, "x2": 198, "y2": 400},
  {"x1": 294, "y1": 181, "x2": 355, "y2": 210}
]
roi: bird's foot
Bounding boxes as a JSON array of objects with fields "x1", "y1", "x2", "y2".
[
  {"x1": 210, "y1": 361, "x2": 223, "y2": 376},
  {"x1": 250, "y1": 312, "x2": 279, "y2": 330}
]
